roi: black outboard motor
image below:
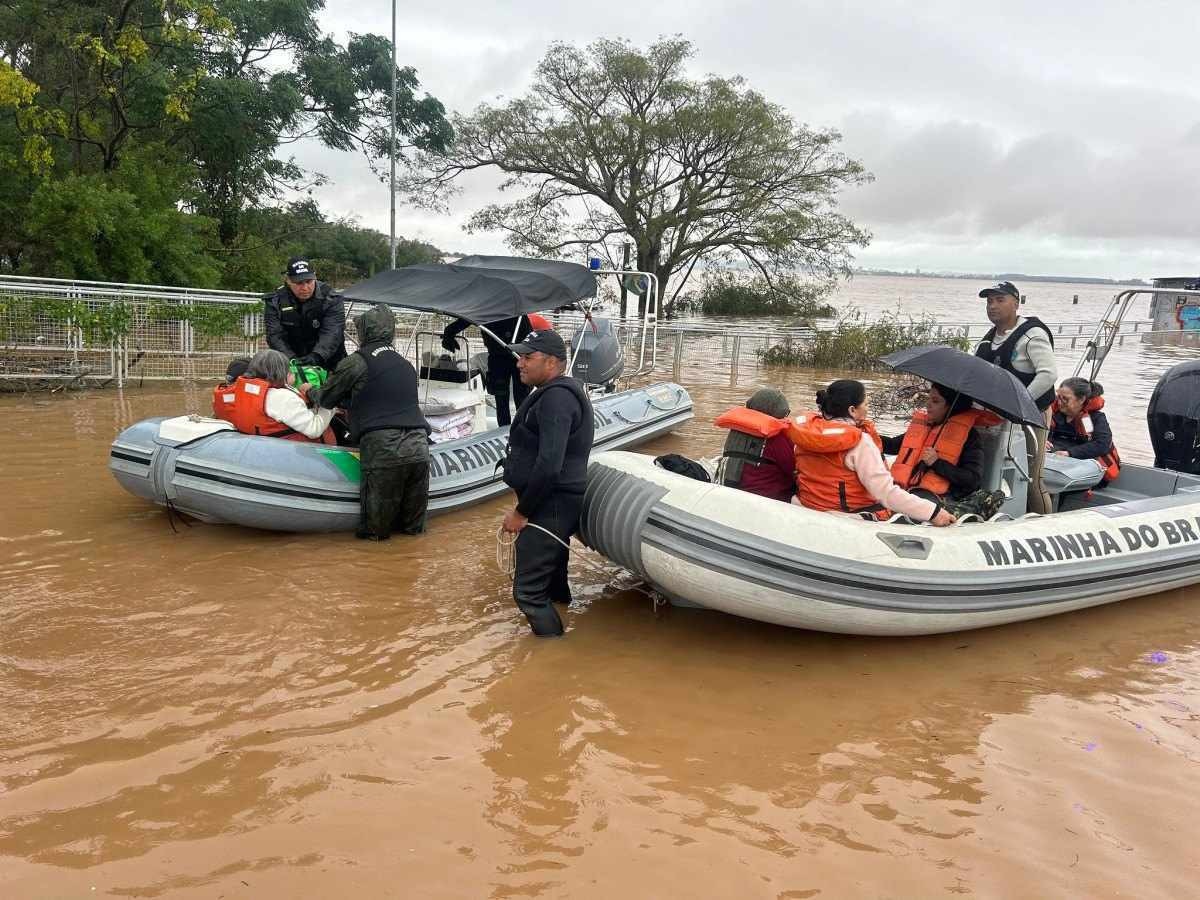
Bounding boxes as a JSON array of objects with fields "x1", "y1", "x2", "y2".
[
  {"x1": 1148, "y1": 359, "x2": 1200, "y2": 473},
  {"x1": 569, "y1": 318, "x2": 625, "y2": 391}
]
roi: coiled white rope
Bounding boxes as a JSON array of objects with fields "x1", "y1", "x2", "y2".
[
  {"x1": 494, "y1": 523, "x2": 614, "y2": 580},
  {"x1": 493, "y1": 522, "x2": 665, "y2": 611}
]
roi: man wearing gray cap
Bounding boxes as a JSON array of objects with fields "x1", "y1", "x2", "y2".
[
  {"x1": 500, "y1": 329, "x2": 594, "y2": 637},
  {"x1": 264, "y1": 256, "x2": 347, "y2": 369},
  {"x1": 975, "y1": 280, "x2": 1057, "y2": 513}
]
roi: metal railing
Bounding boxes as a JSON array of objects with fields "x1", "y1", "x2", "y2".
[{"x1": 0, "y1": 274, "x2": 1185, "y2": 389}]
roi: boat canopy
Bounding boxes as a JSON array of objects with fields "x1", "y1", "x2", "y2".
[{"x1": 340, "y1": 255, "x2": 598, "y2": 325}]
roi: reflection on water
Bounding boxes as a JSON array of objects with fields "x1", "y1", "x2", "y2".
[{"x1": 2, "y1": 364, "x2": 1199, "y2": 897}]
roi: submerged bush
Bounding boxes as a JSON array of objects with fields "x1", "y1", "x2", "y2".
[
  {"x1": 759, "y1": 307, "x2": 970, "y2": 369},
  {"x1": 676, "y1": 272, "x2": 837, "y2": 318}
]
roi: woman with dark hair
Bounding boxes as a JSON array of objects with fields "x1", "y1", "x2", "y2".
[
  {"x1": 1049, "y1": 378, "x2": 1120, "y2": 484},
  {"x1": 881, "y1": 382, "x2": 990, "y2": 502},
  {"x1": 788, "y1": 379, "x2": 956, "y2": 526}
]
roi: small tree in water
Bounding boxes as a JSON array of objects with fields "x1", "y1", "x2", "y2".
[{"x1": 411, "y1": 38, "x2": 871, "y2": 314}]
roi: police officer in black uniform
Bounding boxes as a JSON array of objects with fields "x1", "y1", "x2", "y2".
[
  {"x1": 500, "y1": 329, "x2": 594, "y2": 637},
  {"x1": 264, "y1": 256, "x2": 348, "y2": 369},
  {"x1": 306, "y1": 304, "x2": 430, "y2": 539}
]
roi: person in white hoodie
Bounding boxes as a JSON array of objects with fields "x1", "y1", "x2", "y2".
[{"x1": 228, "y1": 348, "x2": 335, "y2": 442}]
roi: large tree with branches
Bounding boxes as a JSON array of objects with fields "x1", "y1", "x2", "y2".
[{"x1": 415, "y1": 37, "x2": 870, "y2": 312}]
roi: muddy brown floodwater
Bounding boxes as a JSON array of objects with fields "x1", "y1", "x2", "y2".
[{"x1": 2, "y1": 373, "x2": 1200, "y2": 898}]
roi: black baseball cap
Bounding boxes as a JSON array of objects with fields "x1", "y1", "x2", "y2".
[
  {"x1": 979, "y1": 280, "x2": 1019, "y2": 301},
  {"x1": 509, "y1": 328, "x2": 567, "y2": 360},
  {"x1": 285, "y1": 256, "x2": 316, "y2": 282}
]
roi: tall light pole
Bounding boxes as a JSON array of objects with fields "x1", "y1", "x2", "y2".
[{"x1": 388, "y1": 0, "x2": 397, "y2": 269}]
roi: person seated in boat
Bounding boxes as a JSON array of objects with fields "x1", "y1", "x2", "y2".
[
  {"x1": 788, "y1": 379, "x2": 956, "y2": 526},
  {"x1": 714, "y1": 387, "x2": 796, "y2": 502},
  {"x1": 222, "y1": 357, "x2": 250, "y2": 385},
  {"x1": 212, "y1": 348, "x2": 336, "y2": 444},
  {"x1": 880, "y1": 383, "x2": 989, "y2": 503},
  {"x1": 1048, "y1": 377, "x2": 1120, "y2": 485}
]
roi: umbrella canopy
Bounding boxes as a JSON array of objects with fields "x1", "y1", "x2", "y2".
[
  {"x1": 879, "y1": 344, "x2": 1045, "y2": 427},
  {"x1": 340, "y1": 256, "x2": 597, "y2": 324}
]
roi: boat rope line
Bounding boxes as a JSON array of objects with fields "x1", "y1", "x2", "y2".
[
  {"x1": 173, "y1": 464, "x2": 362, "y2": 504},
  {"x1": 110, "y1": 449, "x2": 151, "y2": 466},
  {"x1": 494, "y1": 523, "x2": 662, "y2": 610},
  {"x1": 641, "y1": 511, "x2": 1200, "y2": 610}
]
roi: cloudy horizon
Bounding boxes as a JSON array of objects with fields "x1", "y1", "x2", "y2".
[{"x1": 294, "y1": 0, "x2": 1199, "y2": 280}]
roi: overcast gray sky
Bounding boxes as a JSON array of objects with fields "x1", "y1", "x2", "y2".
[{"x1": 299, "y1": 0, "x2": 1200, "y2": 279}]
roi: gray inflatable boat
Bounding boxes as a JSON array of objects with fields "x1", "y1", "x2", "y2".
[{"x1": 110, "y1": 382, "x2": 691, "y2": 531}]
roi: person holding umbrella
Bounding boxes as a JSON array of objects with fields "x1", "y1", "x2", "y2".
[{"x1": 881, "y1": 382, "x2": 990, "y2": 502}]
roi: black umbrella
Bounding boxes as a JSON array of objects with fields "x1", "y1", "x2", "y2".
[
  {"x1": 879, "y1": 344, "x2": 1045, "y2": 427},
  {"x1": 341, "y1": 256, "x2": 597, "y2": 324}
]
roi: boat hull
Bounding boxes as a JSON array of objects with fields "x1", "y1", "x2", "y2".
[
  {"x1": 110, "y1": 384, "x2": 692, "y2": 532},
  {"x1": 580, "y1": 451, "x2": 1200, "y2": 635}
]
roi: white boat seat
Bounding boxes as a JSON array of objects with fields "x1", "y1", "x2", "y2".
[
  {"x1": 976, "y1": 422, "x2": 1031, "y2": 517},
  {"x1": 1042, "y1": 454, "x2": 1105, "y2": 494}
]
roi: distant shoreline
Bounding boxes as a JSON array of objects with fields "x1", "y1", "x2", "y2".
[{"x1": 851, "y1": 269, "x2": 1148, "y2": 286}]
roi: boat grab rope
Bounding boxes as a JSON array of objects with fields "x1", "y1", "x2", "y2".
[{"x1": 611, "y1": 390, "x2": 687, "y2": 424}]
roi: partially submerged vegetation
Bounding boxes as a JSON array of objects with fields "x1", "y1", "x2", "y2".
[
  {"x1": 675, "y1": 273, "x2": 838, "y2": 318},
  {"x1": 760, "y1": 308, "x2": 970, "y2": 369}
]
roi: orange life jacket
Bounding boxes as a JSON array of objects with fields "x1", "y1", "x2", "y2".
[
  {"x1": 211, "y1": 377, "x2": 335, "y2": 445},
  {"x1": 528, "y1": 313, "x2": 552, "y2": 331},
  {"x1": 890, "y1": 408, "x2": 999, "y2": 495},
  {"x1": 786, "y1": 413, "x2": 889, "y2": 519},
  {"x1": 1050, "y1": 396, "x2": 1120, "y2": 482},
  {"x1": 713, "y1": 406, "x2": 791, "y2": 438}
]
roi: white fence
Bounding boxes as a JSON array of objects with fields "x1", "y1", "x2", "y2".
[{"x1": 0, "y1": 274, "x2": 1166, "y2": 388}]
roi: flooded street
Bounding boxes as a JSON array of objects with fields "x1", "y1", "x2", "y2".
[{"x1": 3, "y1": 361, "x2": 1200, "y2": 897}]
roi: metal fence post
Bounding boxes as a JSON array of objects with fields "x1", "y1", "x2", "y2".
[
  {"x1": 730, "y1": 334, "x2": 741, "y2": 384},
  {"x1": 672, "y1": 331, "x2": 684, "y2": 381}
]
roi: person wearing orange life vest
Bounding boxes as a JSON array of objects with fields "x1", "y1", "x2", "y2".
[
  {"x1": 1048, "y1": 377, "x2": 1120, "y2": 485},
  {"x1": 714, "y1": 387, "x2": 796, "y2": 502},
  {"x1": 880, "y1": 383, "x2": 987, "y2": 502},
  {"x1": 788, "y1": 379, "x2": 956, "y2": 526},
  {"x1": 212, "y1": 348, "x2": 336, "y2": 444}
]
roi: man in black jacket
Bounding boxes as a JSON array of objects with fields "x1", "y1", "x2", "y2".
[
  {"x1": 305, "y1": 304, "x2": 430, "y2": 539},
  {"x1": 501, "y1": 329, "x2": 594, "y2": 637},
  {"x1": 264, "y1": 257, "x2": 347, "y2": 369},
  {"x1": 441, "y1": 316, "x2": 532, "y2": 426}
]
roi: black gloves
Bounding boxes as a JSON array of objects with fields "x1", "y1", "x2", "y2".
[
  {"x1": 297, "y1": 354, "x2": 319, "y2": 366},
  {"x1": 441, "y1": 334, "x2": 461, "y2": 353}
]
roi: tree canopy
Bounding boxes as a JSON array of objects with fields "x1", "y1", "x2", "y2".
[
  {"x1": 0, "y1": 0, "x2": 450, "y2": 286},
  {"x1": 413, "y1": 38, "x2": 870, "y2": 312}
]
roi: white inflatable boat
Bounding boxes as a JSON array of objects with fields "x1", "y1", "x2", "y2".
[{"x1": 580, "y1": 429, "x2": 1200, "y2": 636}]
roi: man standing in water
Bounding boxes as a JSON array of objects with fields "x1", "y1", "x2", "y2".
[
  {"x1": 974, "y1": 280, "x2": 1058, "y2": 513},
  {"x1": 264, "y1": 257, "x2": 347, "y2": 369},
  {"x1": 500, "y1": 329, "x2": 594, "y2": 637},
  {"x1": 306, "y1": 304, "x2": 430, "y2": 540}
]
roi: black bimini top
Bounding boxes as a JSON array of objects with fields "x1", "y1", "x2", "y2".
[{"x1": 340, "y1": 255, "x2": 598, "y2": 324}]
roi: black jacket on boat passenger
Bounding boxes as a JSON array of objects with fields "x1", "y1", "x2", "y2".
[{"x1": 309, "y1": 304, "x2": 430, "y2": 539}]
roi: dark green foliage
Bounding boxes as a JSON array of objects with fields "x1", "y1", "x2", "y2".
[
  {"x1": 678, "y1": 273, "x2": 838, "y2": 318},
  {"x1": 0, "y1": 0, "x2": 449, "y2": 285},
  {"x1": 760, "y1": 309, "x2": 971, "y2": 369}
]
